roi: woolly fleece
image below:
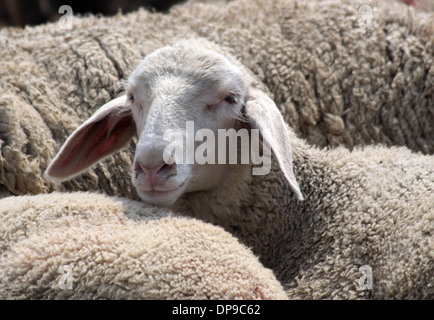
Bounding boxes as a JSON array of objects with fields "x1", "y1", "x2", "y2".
[
  {"x1": 0, "y1": 0, "x2": 433, "y2": 198},
  {"x1": 0, "y1": 192, "x2": 287, "y2": 299}
]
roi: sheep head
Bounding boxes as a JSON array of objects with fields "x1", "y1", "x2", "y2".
[{"x1": 45, "y1": 39, "x2": 303, "y2": 206}]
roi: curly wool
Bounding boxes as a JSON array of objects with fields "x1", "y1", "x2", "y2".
[
  {"x1": 171, "y1": 129, "x2": 434, "y2": 299},
  {"x1": 0, "y1": 0, "x2": 432, "y2": 198},
  {"x1": 0, "y1": 192, "x2": 287, "y2": 299}
]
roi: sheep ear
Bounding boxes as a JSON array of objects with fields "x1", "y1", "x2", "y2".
[
  {"x1": 45, "y1": 95, "x2": 136, "y2": 181},
  {"x1": 244, "y1": 88, "x2": 304, "y2": 201}
]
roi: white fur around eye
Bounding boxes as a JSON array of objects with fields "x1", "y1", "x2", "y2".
[
  {"x1": 127, "y1": 93, "x2": 135, "y2": 104},
  {"x1": 127, "y1": 94, "x2": 143, "y2": 117}
]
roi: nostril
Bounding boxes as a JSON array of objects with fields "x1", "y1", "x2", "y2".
[
  {"x1": 136, "y1": 162, "x2": 152, "y2": 177},
  {"x1": 157, "y1": 162, "x2": 177, "y2": 176},
  {"x1": 152, "y1": 162, "x2": 166, "y2": 176},
  {"x1": 157, "y1": 163, "x2": 168, "y2": 175},
  {"x1": 135, "y1": 161, "x2": 176, "y2": 179}
]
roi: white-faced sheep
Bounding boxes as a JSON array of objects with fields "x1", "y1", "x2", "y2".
[
  {"x1": 0, "y1": 192, "x2": 287, "y2": 299},
  {"x1": 1, "y1": 0, "x2": 433, "y2": 199},
  {"x1": 46, "y1": 39, "x2": 434, "y2": 299}
]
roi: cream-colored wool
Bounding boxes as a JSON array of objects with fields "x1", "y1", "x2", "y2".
[
  {"x1": 172, "y1": 133, "x2": 434, "y2": 299},
  {"x1": 41, "y1": 38, "x2": 433, "y2": 300},
  {"x1": 0, "y1": 0, "x2": 432, "y2": 198},
  {"x1": 0, "y1": 0, "x2": 432, "y2": 300},
  {"x1": 0, "y1": 192, "x2": 287, "y2": 299}
]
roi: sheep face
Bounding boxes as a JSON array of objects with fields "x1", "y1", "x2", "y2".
[
  {"x1": 127, "y1": 43, "x2": 248, "y2": 206},
  {"x1": 45, "y1": 40, "x2": 303, "y2": 207}
]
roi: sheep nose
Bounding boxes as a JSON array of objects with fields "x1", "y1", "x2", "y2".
[{"x1": 136, "y1": 160, "x2": 177, "y2": 183}]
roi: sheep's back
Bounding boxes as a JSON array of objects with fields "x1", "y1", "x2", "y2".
[
  {"x1": 0, "y1": 0, "x2": 432, "y2": 197},
  {"x1": 0, "y1": 192, "x2": 287, "y2": 299}
]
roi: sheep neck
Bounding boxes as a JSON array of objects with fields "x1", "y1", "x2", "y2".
[{"x1": 169, "y1": 134, "x2": 330, "y2": 279}]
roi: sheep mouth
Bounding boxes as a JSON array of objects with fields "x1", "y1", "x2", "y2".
[
  {"x1": 134, "y1": 183, "x2": 186, "y2": 206},
  {"x1": 137, "y1": 184, "x2": 183, "y2": 194}
]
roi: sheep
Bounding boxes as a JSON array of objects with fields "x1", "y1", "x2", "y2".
[
  {"x1": 0, "y1": 192, "x2": 287, "y2": 299},
  {"x1": 0, "y1": 0, "x2": 432, "y2": 299},
  {"x1": 45, "y1": 38, "x2": 434, "y2": 299},
  {"x1": 1, "y1": 0, "x2": 433, "y2": 199}
]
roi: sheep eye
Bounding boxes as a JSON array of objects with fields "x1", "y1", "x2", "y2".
[
  {"x1": 224, "y1": 95, "x2": 236, "y2": 104},
  {"x1": 128, "y1": 94, "x2": 135, "y2": 103}
]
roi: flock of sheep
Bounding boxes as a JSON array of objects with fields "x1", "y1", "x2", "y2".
[{"x1": 0, "y1": 0, "x2": 433, "y2": 299}]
